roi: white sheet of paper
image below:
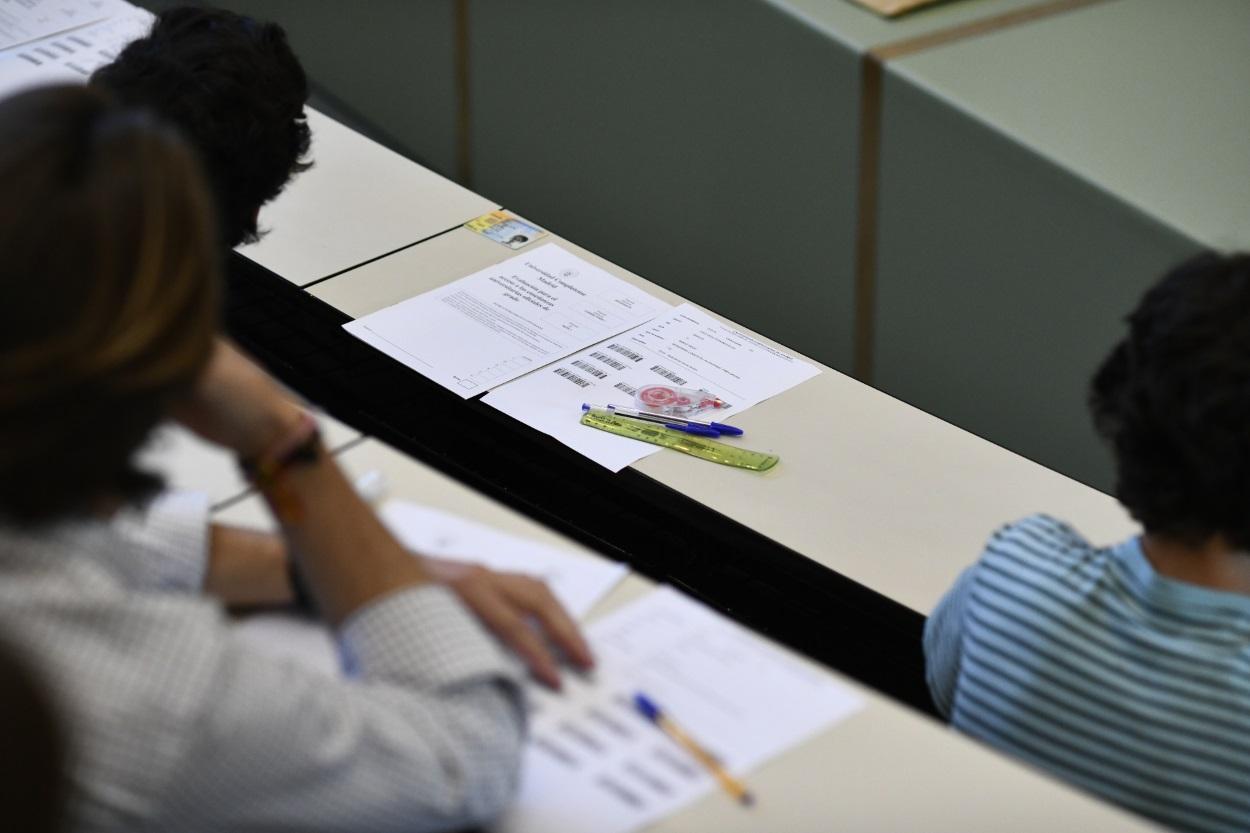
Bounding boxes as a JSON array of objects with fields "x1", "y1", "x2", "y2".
[
  {"x1": 343, "y1": 244, "x2": 666, "y2": 397},
  {"x1": 232, "y1": 498, "x2": 627, "y2": 675},
  {"x1": 377, "y1": 501, "x2": 627, "y2": 619},
  {"x1": 0, "y1": 0, "x2": 127, "y2": 51},
  {"x1": 0, "y1": 5, "x2": 151, "y2": 97},
  {"x1": 483, "y1": 303, "x2": 821, "y2": 471},
  {"x1": 493, "y1": 586, "x2": 864, "y2": 833}
]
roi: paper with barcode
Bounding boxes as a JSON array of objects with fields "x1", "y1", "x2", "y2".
[
  {"x1": 483, "y1": 303, "x2": 820, "y2": 471},
  {"x1": 0, "y1": 0, "x2": 131, "y2": 52},
  {"x1": 343, "y1": 243, "x2": 666, "y2": 398},
  {"x1": 0, "y1": 3, "x2": 152, "y2": 98},
  {"x1": 493, "y1": 586, "x2": 864, "y2": 833}
]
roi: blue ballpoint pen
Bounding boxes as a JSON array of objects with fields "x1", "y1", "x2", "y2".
[{"x1": 581, "y1": 403, "x2": 744, "y2": 437}]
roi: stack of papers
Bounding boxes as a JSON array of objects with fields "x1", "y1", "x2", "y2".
[
  {"x1": 496, "y1": 586, "x2": 864, "y2": 833},
  {"x1": 345, "y1": 244, "x2": 820, "y2": 470}
]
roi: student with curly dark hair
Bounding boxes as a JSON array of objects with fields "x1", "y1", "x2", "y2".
[
  {"x1": 925, "y1": 252, "x2": 1250, "y2": 833},
  {"x1": 92, "y1": 5, "x2": 312, "y2": 247}
]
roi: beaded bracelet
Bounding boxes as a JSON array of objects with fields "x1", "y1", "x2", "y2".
[{"x1": 238, "y1": 411, "x2": 322, "y2": 522}]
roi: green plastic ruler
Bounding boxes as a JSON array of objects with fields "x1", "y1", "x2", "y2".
[{"x1": 580, "y1": 410, "x2": 779, "y2": 472}]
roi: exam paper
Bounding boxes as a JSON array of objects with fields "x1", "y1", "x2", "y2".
[
  {"x1": 377, "y1": 500, "x2": 627, "y2": 619},
  {"x1": 233, "y1": 498, "x2": 627, "y2": 675},
  {"x1": 344, "y1": 244, "x2": 666, "y2": 397},
  {"x1": 494, "y1": 586, "x2": 864, "y2": 833},
  {"x1": 0, "y1": 0, "x2": 127, "y2": 51},
  {"x1": 483, "y1": 303, "x2": 821, "y2": 471},
  {"x1": 0, "y1": 5, "x2": 151, "y2": 97}
]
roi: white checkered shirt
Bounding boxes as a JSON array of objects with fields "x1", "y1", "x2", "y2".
[{"x1": 0, "y1": 492, "x2": 525, "y2": 832}]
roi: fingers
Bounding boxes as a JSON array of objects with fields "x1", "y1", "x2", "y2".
[
  {"x1": 446, "y1": 567, "x2": 595, "y2": 690},
  {"x1": 456, "y1": 572, "x2": 563, "y2": 689},
  {"x1": 508, "y1": 578, "x2": 595, "y2": 671}
]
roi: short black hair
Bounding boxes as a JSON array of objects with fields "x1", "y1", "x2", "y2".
[
  {"x1": 1090, "y1": 252, "x2": 1250, "y2": 549},
  {"x1": 92, "y1": 5, "x2": 312, "y2": 247}
]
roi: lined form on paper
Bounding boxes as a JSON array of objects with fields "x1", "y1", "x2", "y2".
[
  {"x1": 0, "y1": 4, "x2": 151, "y2": 97},
  {"x1": 493, "y1": 586, "x2": 864, "y2": 833},
  {"x1": 0, "y1": 0, "x2": 127, "y2": 51},
  {"x1": 484, "y1": 303, "x2": 820, "y2": 470},
  {"x1": 344, "y1": 244, "x2": 667, "y2": 397}
]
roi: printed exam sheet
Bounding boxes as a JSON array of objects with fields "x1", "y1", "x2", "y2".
[
  {"x1": 343, "y1": 244, "x2": 666, "y2": 397},
  {"x1": 494, "y1": 586, "x2": 864, "y2": 833},
  {"x1": 483, "y1": 303, "x2": 820, "y2": 470}
]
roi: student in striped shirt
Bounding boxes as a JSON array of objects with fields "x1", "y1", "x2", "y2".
[{"x1": 925, "y1": 252, "x2": 1250, "y2": 833}]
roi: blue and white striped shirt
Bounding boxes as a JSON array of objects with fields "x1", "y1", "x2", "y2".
[{"x1": 925, "y1": 514, "x2": 1250, "y2": 833}]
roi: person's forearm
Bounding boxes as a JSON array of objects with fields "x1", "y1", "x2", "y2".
[
  {"x1": 176, "y1": 341, "x2": 429, "y2": 628},
  {"x1": 252, "y1": 426, "x2": 430, "y2": 627},
  {"x1": 204, "y1": 524, "x2": 292, "y2": 608}
]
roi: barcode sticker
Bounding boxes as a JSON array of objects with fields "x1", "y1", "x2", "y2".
[
  {"x1": 614, "y1": 382, "x2": 638, "y2": 396},
  {"x1": 554, "y1": 367, "x2": 591, "y2": 388},
  {"x1": 649, "y1": 365, "x2": 688, "y2": 386},
  {"x1": 571, "y1": 360, "x2": 608, "y2": 379},
  {"x1": 606, "y1": 343, "x2": 645, "y2": 363},
  {"x1": 590, "y1": 351, "x2": 628, "y2": 371}
]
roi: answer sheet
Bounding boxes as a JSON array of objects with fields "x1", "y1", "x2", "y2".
[
  {"x1": 483, "y1": 303, "x2": 820, "y2": 470},
  {"x1": 0, "y1": 4, "x2": 151, "y2": 97},
  {"x1": 0, "y1": 0, "x2": 126, "y2": 51},
  {"x1": 343, "y1": 244, "x2": 666, "y2": 397},
  {"x1": 233, "y1": 498, "x2": 627, "y2": 675},
  {"x1": 494, "y1": 586, "x2": 864, "y2": 833}
]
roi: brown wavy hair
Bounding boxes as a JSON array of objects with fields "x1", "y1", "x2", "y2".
[{"x1": 0, "y1": 85, "x2": 220, "y2": 526}]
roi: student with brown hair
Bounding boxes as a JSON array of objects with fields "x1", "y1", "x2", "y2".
[
  {"x1": 0, "y1": 84, "x2": 532, "y2": 832},
  {"x1": 89, "y1": 4, "x2": 592, "y2": 688}
]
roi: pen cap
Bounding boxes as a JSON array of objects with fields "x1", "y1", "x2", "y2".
[{"x1": 633, "y1": 692, "x2": 662, "y2": 722}]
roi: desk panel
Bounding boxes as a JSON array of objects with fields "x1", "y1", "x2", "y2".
[
  {"x1": 237, "y1": 108, "x2": 497, "y2": 286},
  {"x1": 215, "y1": 438, "x2": 1157, "y2": 833}
]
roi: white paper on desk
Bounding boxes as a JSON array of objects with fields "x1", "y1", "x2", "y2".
[
  {"x1": 0, "y1": 0, "x2": 128, "y2": 51},
  {"x1": 343, "y1": 244, "x2": 666, "y2": 398},
  {"x1": 493, "y1": 586, "x2": 864, "y2": 833},
  {"x1": 377, "y1": 500, "x2": 627, "y2": 619},
  {"x1": 0, "y1": 6, "x2": 151, "y2": 97},
  {"x1": 483, "y1": 303, "x2": 821, "y2": 471},
  {"x1": 232, "y1": 498, "x2": 627, "y2": 675}
]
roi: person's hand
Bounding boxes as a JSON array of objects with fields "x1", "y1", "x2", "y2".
[
  {"x1": 421, "y1": 556, "x2": 594, "y2": 690},
  {"x1": 172, "y1": 337, "x2": 304, "y2": 458}
]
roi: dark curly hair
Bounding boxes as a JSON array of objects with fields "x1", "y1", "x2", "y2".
[
  {"x1": 91, "y1": 6, "x2": 312, "y2": 247},
  {"x1": 1090, "y1": 252, "x2": 1250, "y2": 549}
]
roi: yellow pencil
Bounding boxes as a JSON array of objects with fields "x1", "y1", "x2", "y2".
[{"x1": 633, "y1": 691, "x2": 756, "y2": 806}]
